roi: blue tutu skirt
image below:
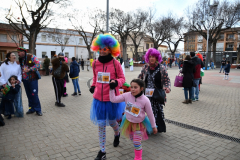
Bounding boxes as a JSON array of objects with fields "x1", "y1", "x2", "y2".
[{"x1": 90, "y1": 98, "x2": 125, "y2": 125}]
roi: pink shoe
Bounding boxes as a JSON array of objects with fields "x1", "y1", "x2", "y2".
[{"x1": 134, "y1": 149, "x2": 142, "y2": 160}]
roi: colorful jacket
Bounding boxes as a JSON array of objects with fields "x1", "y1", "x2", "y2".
[
  {"x1": 110, "y1": 90, "x2": 156, "y2": 128},
  {"x1": 91, "y1": 59, "x2": 125, "y2": 102},
  {"x1": 20, "y1": 54, "x2": 40, "y2": 80},
  {"x1": 191, "y1": 56, "x2": 204, "y2": 79},
  {"x1": 138, "y1": 64, "x2": 171, "y2": 102}
]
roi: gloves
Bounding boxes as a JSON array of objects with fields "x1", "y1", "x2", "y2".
[
  {"x1": 89, "y1": 86, "x2": 95, "y2": 94},
  {"x1": 109, "y1": 79, "x2": 118, "y2": 89}
]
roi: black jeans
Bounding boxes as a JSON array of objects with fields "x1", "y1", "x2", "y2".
[
  {"x1": 45, "y1": 66, "x2": 49, "y2": 75},
  {"x1": 52, "y1": 77, "x2": 64, "y2": 103},
  {"x1": 81, "y1": 65, "x2": 84, "y2": 70}
]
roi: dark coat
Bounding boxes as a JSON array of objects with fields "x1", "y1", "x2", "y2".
[
  {"x1": 224, "y1": 64, "x2": 231, "y2": 73},
  {"x1": 51, "y1": 58, "x2": 69, "y2": 79},
  {"x1": 191, "y1": 56, "x2": 204, "y2": 79},
  {"x1": 182, "y1": 60, "x2": 195, "y2": 88},
  {"x1": 69, "y1": 61, "x2": 80, "y2": 78}
]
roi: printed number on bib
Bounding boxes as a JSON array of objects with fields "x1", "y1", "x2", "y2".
[
  {"x1": 97, "y1": 72, "x2": 110, "y2": 84},
  {"x1": 145, "y1": 88, "x2": 154, "y2": 97},
  {"x1": 125, "y1": 102, "x2": 141, "y2": 117}
]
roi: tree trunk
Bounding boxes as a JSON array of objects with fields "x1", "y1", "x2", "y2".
[
  {"x1": 87, "y1": 47, "x2": 92, "y2": 59},
  {"x1": 134, "y1": 47, "x2": 138, "y2": 61},
  {"x1": 212, "y1": 42, "x2": 216, "y2": 64},
  {"x1": 29, "y1": 31, "x2": 37, "y2": 55},
  {"x1": 121, "y1": 37, "x2": 127, "y2": 61},
  {"x1": 154, "y1": 42, "x2": 158, "y2": 49},
  {"x1": 205, "y1": 42, "x2": 212, "y2": 70}
]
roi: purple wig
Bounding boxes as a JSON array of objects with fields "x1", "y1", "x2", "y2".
[{"x1": 144, "y1": 48, "x2": 162, "y2": 63}]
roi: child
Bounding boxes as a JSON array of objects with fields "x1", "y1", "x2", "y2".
[
  {"x1": 0, "y1": 75, "x2": 20, "y2": 119},
  {"x1": 224, "y1": 61, "x2": 231, "y2": 80},
  {"x1": 109, "y1": 79, "x2": 157, "y2": 160}
]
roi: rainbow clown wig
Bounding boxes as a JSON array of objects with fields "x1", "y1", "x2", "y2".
[
  {"x1": 91, "y1": 34, "x2": 120, "y2": 57},
  {"x1": 144, "y1": 48, "x2": 162, "y2": 63},
  {"x1": 196, "y1": 53, "x2": 203, "y2": 61}
]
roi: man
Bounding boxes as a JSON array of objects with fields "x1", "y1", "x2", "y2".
[
  {"x1": 219, "y1": 57, "x2": 226, "y2": 73},
  {"x1": 51, "y1": 52, "x2": 69, "y2": 107},
  {"x1": 190, "y1": 52, "x2": 204, "y2": 102},
  {"x1": 81, "y1": 59, "x2": 84, "y2": 70},
  {"x1": 43, "y1": 56, "x2": 50, "y2": 76},
  {"x1": 17, "y1": 47, "x2": 42, "y2": 116}
]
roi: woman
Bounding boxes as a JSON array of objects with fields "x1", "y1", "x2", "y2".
[
  {"x1": 181, "y1": 55, "x2": 195, "y2": 104},
  {"x1": 138, "y1": 48, "x2": 171, "y2": 133},
  {"x1": 69, "y1": 57, "x2": 81, "y2": 96},
  {"x1": 81, "y1": 59, "x2": 84, "y2": 70},
  {"x1": 0, "y1": 52, "x2": 23, "y2": 117},
  {"x1": 196, "y1": 53, "x2": 204, "y2": 91},
  {"x1": 89, "y1": 34, "x2": 125, "y2": 160}
]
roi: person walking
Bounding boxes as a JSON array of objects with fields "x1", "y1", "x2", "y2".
[
  {"x1": 43, "y1": 56, "x2": 50, "y2": 76},
  {"x1": 51, "y1": 52, "x2": 69, "y2": 107},
  {"x1": 224, "y1": 61, "x2": 231, "y2": 80},
  {"x1": 81, "y1": 59, "x2": 84, "y2": 70},
  {"x1": 129, "y1": 58, "x2": 134, "y2": 71},
  {"x1": 190, "y1": 52, "x2": 204, "y2": 102},
  {"x1": 138, "y1": 48, "x2": 171, "y2": 133},
  {"x1": 86, "y1": 58, "x2": 90, "y2": 71},
  {"x1": 0, "y1": 52, "x2": 23, "y2": 117},
  {"x1": 181, "y1": 55, "x2": 195, "y2": 104},
  {"x1": 69, "y1": 57, "x2": 81, "y2": 96},
  {"x1": 219, "y1": 57, "x2": 226, "y2": 73},
  {"x1": 90, "y1": 34, "x2": 125, "y2": 160},
  {"x1": 17, "y1": 47, "x2": 42, "y2": 116}
]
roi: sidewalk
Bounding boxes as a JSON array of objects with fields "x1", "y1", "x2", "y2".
[{"x1": 0, "y1": 67, "x2": 239, "y2": 160}]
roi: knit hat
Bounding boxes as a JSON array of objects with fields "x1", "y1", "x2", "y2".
[
  {"x1": 58, "y1": 52, "x2": 64, "y2": 56},
  {"x1": 17, "y1": 47, "x2": 27, "y2": 52}
]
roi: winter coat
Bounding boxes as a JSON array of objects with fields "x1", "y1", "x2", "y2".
[
  {"x1": 182, "y1": 60, "x2": 195, "y2": 88},
  {"x1": 91, "y1": 59, "x2": 125, "y2": 102},
  {"x1": 51, "y1": 58, "x2": 69, "y2": 79},
  {"x1": 69, "y1": 61, "x2": 80, "y2": 78},
  {"x1": 191, "y1": 56, "x2": 204, "y2": 79},
  {"x1": 224, "y1": 64, "x2": 231, "y2": 73}
]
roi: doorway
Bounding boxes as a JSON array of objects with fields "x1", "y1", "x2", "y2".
[
  {"x1": 51, "y1": 51, "x2": 56, "y2": 59},
  {"x1": 0, "y1": 50, "x2": 7, "y2": 62}
]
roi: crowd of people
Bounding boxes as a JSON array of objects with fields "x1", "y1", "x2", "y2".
[{"x1": 0, "y1": 32, "x2": 230, "y2": 160}]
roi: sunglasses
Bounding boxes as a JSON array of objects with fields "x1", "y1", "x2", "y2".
[{"x1": 99, "y1": 47, "x2": 110, "y2": 52}]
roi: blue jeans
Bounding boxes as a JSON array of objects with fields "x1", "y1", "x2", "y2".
[
  {"x1": 22, "y1": 80, "x2": 41, "y2": 112},
  {"x1": 220, "y1": 65, "x2": 225, "y2": 73},
  {"x1": 72, "y1": 79, "x2": 80, "y2": 93},
  {"x1": 184, "y1": 87, "x2": 192, "y2": 100},
  {"x1": 192, "y1": 79, "x2": 200, "y2": 100},
  {"x1": 14, "y1": 87, "x2": 24, "y2": 117}
]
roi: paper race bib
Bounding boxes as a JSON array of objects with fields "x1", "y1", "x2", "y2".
[
  {"x1": 145, "y1": 88, "x2": 154, "y2": 97},
  {"x1": 97, "y1": 72, "x2": 110, "y2": 83},
  {"x1": 125, "y1": 102, "x2": 141, "y2": 117}
]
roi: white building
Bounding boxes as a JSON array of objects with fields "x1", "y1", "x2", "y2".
[{"x1": 23, "y1": 28, "x2": 96, "y2": 62}]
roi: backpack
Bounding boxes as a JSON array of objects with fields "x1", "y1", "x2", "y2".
[{"x1": 53, "y1": 61, "x2": 62, "y2": 78}]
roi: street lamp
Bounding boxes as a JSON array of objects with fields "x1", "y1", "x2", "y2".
[{"x1": 106, "y1": 0, "x2": 109, "y2": 33}]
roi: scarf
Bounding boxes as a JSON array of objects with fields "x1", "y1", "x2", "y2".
[
  {"x1": 98, "y1": 54, "x2": 113, "y2": 63},
  {"x1": 149, "y1": 62, "x2": 159, "y2": 70}
]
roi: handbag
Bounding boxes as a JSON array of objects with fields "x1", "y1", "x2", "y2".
[
  {"x1": 174, "y1": 72, "x2": 183, "y2": 87},
  {"x1": 53, "y1": 62, "x2": 62, "y2": 78}
]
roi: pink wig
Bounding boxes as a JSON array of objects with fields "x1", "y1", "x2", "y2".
[{"x1": 144, "y1": 48, "x2": 162, "y2": 63}]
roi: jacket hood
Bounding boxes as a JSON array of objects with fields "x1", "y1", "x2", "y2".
[
  {"x1": 184, "y1": 60, "x2": 194, "y2": 65},
  {"x1": 72, "y1": 60, "x2": 78, "y2": 66}
]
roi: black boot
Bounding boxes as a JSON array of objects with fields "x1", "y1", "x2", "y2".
[
  {"x1": 95, "y1": 150, "x2": 106, "y2": 160},
  {"x1": 113, "y1": 133, "x2": 120, "y2": 147}
]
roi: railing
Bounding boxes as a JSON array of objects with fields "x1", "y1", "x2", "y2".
[
  {"x1": 226, "y1": 37, "x2": 235, "y2": 41},
  {"x1": 225, "y1": 48, "x2": 233, "y2": 51}
]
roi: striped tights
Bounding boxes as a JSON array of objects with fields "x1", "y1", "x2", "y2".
[{"x1": 130, "y1": 131, "x2": 142, "y2": 150}]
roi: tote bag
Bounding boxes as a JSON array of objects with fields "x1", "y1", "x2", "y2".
[{"x1": 174, "y1": 73, "x2": 183, "y2": 87}]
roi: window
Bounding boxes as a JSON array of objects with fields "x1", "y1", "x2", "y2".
[
  {"x1": 151, "y1": 44, "x2": 153, "y2": 48},
  {"x1": 64, "y1": 38, "x2": 69, "y2": 44},
  {"x1": 197, "y1": 44, "x2": 203, "y2": 50},
  {"x1": 220, "y1": 34, "x2": 224, "y2": 39},
  {"x1": 42, "y1": 52, "x2": 47, "y2": 58},
  {"x1": 227, "y1": 44, "x2": 233, "y2": 48},
  {"x1": 238, "y1": 35, "x2": 240, "y2": 40},
  {"x1": 198, "y1": 35, "x2": 203, "y2": 42},
  {"x1": 79, "y1": 38, "x2": 83, "y2": 45},
  {"x1": 146, "y1": 43, "x2": 149, "y2": 49},
  {"x1": 41, "y1": 35, "x2": 46, "y2": 42},
  {"x1": 228, "y1": 34, "x2": 234, "y2": 39},
  {"x1": 216, "y1": 43, "x2": 224, "y2": 51},
  {"x1": 65, "y1": 52, "x2": 69, "y2": 58},
  {"x1": 52, "y1": 36, "x2": 56, "y2": 42},
  {"x1": 0, "y1": 34, "x2": 7, "y2": 42}
]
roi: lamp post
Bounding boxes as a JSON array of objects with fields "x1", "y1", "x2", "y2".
[{"x1": 106, "y1": 0, "x2": 109, "y2": 33}]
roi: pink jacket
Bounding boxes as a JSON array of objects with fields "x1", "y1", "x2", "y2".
[
  {"x1": 92, "y1": 59, "x2": 125, "y2": 101},
  {"x1": 109, "y1": 90, "x2": 156, "y2": 128}
]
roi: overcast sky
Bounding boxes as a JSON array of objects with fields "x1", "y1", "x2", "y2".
[{"x1": 0, "y1": 0, "x2": 237, "y2": 50}]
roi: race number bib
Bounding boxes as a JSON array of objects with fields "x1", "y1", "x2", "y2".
[
  {"x1": 145, "y1": 88, "x2": 154, "y2": 97},
  {"x1": 125, "y1": 102, "x2": 141, "y2": 117},
  {"x1": 97, "y1": 72, "x2": 110, "y2": 83}
]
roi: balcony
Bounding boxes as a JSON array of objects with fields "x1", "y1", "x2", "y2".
[
  {"x1": 225, "y1": 48, "x2": 233, "y2": 51},
  {"x1": 226, "y1": 37, "x2": 235, "y2": 41},
  {"x1": 218, "y1": 38, "x2": 224, "y2": 41},
  {"x1": 198, "y1": 39, "x2": 203, "y2": 42}
]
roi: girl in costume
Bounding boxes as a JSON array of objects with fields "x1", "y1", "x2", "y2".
[
  {"x1": 196, "y1": 53, "x2": 203, "y2": 91},
  {"x1": 0, "y1": 75, "x2": 21, "y2": 119},
  {"x1": 90, "y1": 34, "x2": 125, "y2": 160},
  {"x1": 110, "y1": 79, "x2": 157, "y2": 160}
]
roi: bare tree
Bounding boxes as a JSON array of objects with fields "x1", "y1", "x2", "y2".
[
  {"x1": 186, "y1": 0, "x2": 240, "y2": 66},
  {"x1": 70, "y1": 9, "x2": 105, "y2": 58},
  {"x1": 5, "y1": 0, "x2": 69, "y2": 54},
  {"x1": 110, "y1": 9, "x2": 139, "y2": 61},
  {"x1": 165, "y1": 16, "x2": 186, "y2": 57},
  {"x1": 128, "y1": 10, "x2": 148, "y2": 61}
]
